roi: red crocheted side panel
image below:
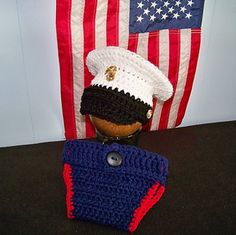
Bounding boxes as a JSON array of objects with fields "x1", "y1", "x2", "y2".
[
  {"x1": 129, "y1": 182, "x2": 165, "y2": 233},
  {"x1": 63, "y1": 163, "x2": 75, "y2": 219}
]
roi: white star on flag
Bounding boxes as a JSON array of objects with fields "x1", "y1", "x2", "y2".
[
  {"x1": 137, "y1": 1, "x2": 144, "y2": 9},
  {"x1": 137, "y1": 15, "x2": 144, "y2": 22},
  {"x1": 173, "y1": 12, "x2": 180, "y2": 19},
  {"x1": 175, "y1": 0, "x2": 181, "y2": 7},
  {"x1": 180, "y1": 6, "x2": 187, "y2": 13},
  {"x1": 185, "y1": 12, "x2": 192, "y2": 19},
  {"x1": 168, "y1": 6, "x2": 174, "y2": 13},
  {"x1": 163, "y1": 1, "x2": 170, "y2": 8},
  {"x1": 156, "y1": 7, "x2": 163, "y2": 14},
  {"x1": 150, "y1": 1, "x2": 158, "y2": 8},
  {"x1": 187, "y1": 0, "x2": 194, "y2": 7},
  {"x1": 161, "y1": 13, "x2": 168, "y2": 20},
  {"x1": 150, "y1": 14, "x2": 156, "y2": 21},
  {"x1": 143, "y1": 8, "x2": 150, "y2": 15}
]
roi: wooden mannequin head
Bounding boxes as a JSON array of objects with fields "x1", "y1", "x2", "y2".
[{"x1": 90, "y1": 116, "x2": 142, "y2": 137}]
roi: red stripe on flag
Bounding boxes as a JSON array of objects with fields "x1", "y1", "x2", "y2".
[
  {"x1": 83, "y1": 0, "x2": 97, "y2": 137},
  {"x1": 148, "y1": 32, "x2": 160, "y2": 66},
  {"x1": 128, "y1": 34, "x2": 139, "y2": 52},
  {"x1": 106, "y1": 0, "x2": 119, "y2": 46},
  {"x1": 158, "y1": 29, "x2": 180, "y2": 130},
  {"x1": 175, "y1": 30, "x2": 201, "y2": 126},
  {"x1": 146, "y1": 32, "x2": 159, "y2": 131},
  {"x1": 56, "y1": 0, "x2": 77, "y2": 139}
]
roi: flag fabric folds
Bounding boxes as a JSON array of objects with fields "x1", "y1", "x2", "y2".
[{"x1": 56, "y1": 0, "x2": 205, "y2": 139}]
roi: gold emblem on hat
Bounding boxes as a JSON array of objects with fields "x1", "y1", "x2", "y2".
[
  {"x1": 105, "y1": 66, "x2": 117, "y2": 81},
  {"x1": 146, "y1": 109, "x2": 153, "y2": 119}
]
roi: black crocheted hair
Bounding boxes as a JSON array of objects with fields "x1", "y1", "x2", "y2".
[{"x1": 80, "y1": 85, "x2": 152, "y2": 125}]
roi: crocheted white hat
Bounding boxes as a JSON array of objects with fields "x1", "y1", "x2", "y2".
[
  {"x1": 87, "y1": 46, "x2": 173, "y2": 105},
  {"x1": 80, "y1": 46, "x2": 173, "y2": 125}
]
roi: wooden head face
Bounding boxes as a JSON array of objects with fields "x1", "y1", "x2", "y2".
[{"x1": 90, "y1": 116, "x2": 142, "y2": 137}]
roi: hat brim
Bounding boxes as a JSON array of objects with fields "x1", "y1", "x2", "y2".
[{"x1": 80, "y1": 85, "x2": 152, "y2": 125}]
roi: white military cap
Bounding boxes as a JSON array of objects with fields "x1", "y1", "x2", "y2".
[{"x1": 80, "y1": 46, "x2": 173, "y2": 125}]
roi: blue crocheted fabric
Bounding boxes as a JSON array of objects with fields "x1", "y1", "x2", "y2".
[{"x1": 62, "y1": 140, "x2": 168, "y2": 232}]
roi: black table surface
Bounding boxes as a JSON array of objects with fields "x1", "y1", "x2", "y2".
[{"x1": 0, "y1": 121, "x2": 235, "y2": 235}]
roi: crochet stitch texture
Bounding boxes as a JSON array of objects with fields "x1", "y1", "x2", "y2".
[
  {"x1": 80, "y1": 85, "x2": 152, "y2": 125},
  {"x1": 86, "y1": 46, "x2": 173, "y2": 105},
  {"x1": 63, "y1": 140, "x2": 168, "y2": 232}
]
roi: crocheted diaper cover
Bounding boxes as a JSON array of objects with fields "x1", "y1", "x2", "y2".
[{"x1": 62, "y1": 140, "x2": 168, "y2": 232}]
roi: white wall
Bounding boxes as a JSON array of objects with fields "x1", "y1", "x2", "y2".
[
  {"x1": 0, "y1": 0, "x2": 64, "y2": 147},
  {"x1": 0, "y1": 0, "x2": 236, "y2": 147},
  {"x1": 180, "y1": 0, "x2": 236, "y2": 127}
]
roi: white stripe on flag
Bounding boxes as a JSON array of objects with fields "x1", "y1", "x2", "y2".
[
  {"x1": 167, "y1": 29, "x2": 191, "y2": 128},
  {"x1": 136, "y1": 32, "x2": 149, "y2": 59},
  {"x1": 71, "y1": 0, "x2": 86, "y2": 138},
  {"x1": 150, "y1": 29, "x2": 170, "y2": 131},
  {"x1": 95, "y1": 0, "x2": 108, "y2": 48},
  {"x1": 119, "y1": 0, "x2": 130, "y2": 49}
]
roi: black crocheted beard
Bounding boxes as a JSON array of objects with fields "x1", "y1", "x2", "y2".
[{"x1": 80, "y1": 85, "x2": 152, "y2": 125}]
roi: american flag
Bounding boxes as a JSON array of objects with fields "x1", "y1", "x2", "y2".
[{"x1": 56, "y1": 0, "x2": 205, "y2": 139}]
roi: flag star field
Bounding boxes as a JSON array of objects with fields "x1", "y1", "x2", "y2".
[{"x1": 130, "y1": 0, "x2": 204, "y2": 33}]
